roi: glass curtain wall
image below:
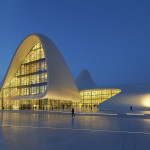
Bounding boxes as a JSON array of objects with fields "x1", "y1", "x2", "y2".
[
  {"x1": 2, "y1": 42, "x2": 47, "y2": 109},
  {"x1": 0, "y1": 88, "x2": 121, "y2": 110},
  {"x1": 79, "y1": 89, "x2": 121, "y2": 106}
]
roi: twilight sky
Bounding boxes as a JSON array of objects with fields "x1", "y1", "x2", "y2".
[{"x1": 0, "y1": 0, "x2": 150, "y2": 86}]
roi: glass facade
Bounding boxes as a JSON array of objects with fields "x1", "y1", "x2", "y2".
[
  {"x1": 0, "y1": 89, "x2": 121, "y2": 110},
  {"x1": 3, "y1": 42, "x2": 47, "y2": 98},
  {"x1": 1, "y1": 42, "x2": 48, "y2": 110},
  {"x1": 0, "y1": 90, "x2": 121, "y2": 111},
  {"x1": 0, "y1": 99, "x2": 72, "y2": 111},
  {"x1": 79, "y1": 89, "x2": 121, "y2": 106}
]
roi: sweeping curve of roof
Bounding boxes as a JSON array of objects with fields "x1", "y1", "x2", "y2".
[
  {"x1": 98, "y1": 83, "x2": 150, "y2": 111},
  {"x1": 1, "y1": 34, "x2": 81, "y2": 101}
]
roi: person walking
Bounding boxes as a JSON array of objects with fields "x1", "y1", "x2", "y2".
[
  {"x1": 72, "y1": 108, "x2": 75, "y2": 118},
  {"x1": 130, "y1": 105, "x2": 133, "y2": 111}
]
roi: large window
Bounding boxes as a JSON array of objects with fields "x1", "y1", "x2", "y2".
[
  {"x1": 3, "y1": 42, "x2": 47, "y2": 98},
  {"x1": 80, "y1": 89, "x2": 121, "y2": 105}
]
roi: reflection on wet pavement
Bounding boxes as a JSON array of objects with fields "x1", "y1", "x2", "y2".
[{"x1": 0, "y1": 110, "x2": 150, "y2": 150}]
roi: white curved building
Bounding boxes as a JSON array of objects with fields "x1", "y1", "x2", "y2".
[
  {"x1": 3, "y1": 33, "x2": 146, "y2": 111},
  {"x1": 0, "y1": 34, "x2": 81, "y2": 110},
  {"x1": 98, "y1": 83, "x2": 150, "y2": 111},
  {"x1": 76, "y1": 69, "x2": 150, "y2": 111}
]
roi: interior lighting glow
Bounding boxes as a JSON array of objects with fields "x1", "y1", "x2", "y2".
[{"x1": 142, "y1": 95, "x2": 150, "y2": 107}]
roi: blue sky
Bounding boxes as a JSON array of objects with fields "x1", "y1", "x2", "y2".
[{"x1": 0, "y1": 0, "x2": 150, "y2": 86}]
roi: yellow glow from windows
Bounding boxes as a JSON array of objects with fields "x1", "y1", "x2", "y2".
[
  {"x1": 3, "y1": 42, "x2": 47, "y2": 98},
  {"x1": 142, "y1": 95, "x2": 150, "y2": 107},
  {"x1": 80, "y1": 89, "x2": 121, "y2": 105}
]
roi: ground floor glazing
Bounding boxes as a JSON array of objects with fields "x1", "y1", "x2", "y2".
[
  {"x1": 0, "y1": 99, "x2": 100, "y2": 111},
  {"x1": 0, "y1": 89, "x2": 121, "y2": 110}
]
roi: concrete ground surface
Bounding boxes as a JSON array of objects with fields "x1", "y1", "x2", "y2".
[{"x1": 0, "y1": 110, "x2": 150, "y2": 150}]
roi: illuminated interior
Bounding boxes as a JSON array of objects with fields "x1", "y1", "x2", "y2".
[
  {"x1": 0, "y1": 34, "x2": 122, "y2": 111},
  {"x1": 79, "y1": 89, "x2": 121, "y2": 106},
  {"x1": 2, "y1": 42, "x2": 47, "y2": 99},
  {"x1": 0, "y1": 88, "x2": 121, "y2": 110},
  {"x1": 142, "y1": 94, "x2": 150, "y2": 107}
]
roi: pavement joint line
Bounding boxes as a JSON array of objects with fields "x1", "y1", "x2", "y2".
[
  {"x1": 1, "y1": 125, "x2": 150, "y2": 135},
  {"x1": 126, "y1": 113, "x2": 145, "y2": 116},
  {"x1": 36, "y1": 110, "x2": 148, "y2": 116},
  {"x1": 35, "y1": 110, "x2": 118, "y2": 116},
  {"x1": 77, "y1": 113, "x2": 118, "y2": 116},
  {"x1": 3, "y1": 110, "x2": 149, "y2": 117}
]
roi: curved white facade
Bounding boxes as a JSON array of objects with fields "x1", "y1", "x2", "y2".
[
  {"x1": 1, "y1": 34, "x2": 81, "y2": 101},
  {"x1": 98, "y1": 83, "x2": 150, "y2": 111}
]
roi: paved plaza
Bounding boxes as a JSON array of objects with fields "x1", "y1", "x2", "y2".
[{"x1": 0, "y1": 110, "x2": 150, "y2": 150}]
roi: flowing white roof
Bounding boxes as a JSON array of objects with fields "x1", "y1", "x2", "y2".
[
  {"x1": 98, "y1": 83, "x2": 150, "y2": 111},
  {"x1": 1, "y1": 34, "x2": 81, "y2": 101}
]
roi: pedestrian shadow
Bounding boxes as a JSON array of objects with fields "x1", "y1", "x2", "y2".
[{"x1": 71, "y1": 117, "x2": 74, "y2": 129}]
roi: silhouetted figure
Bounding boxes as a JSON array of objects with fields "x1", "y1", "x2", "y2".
[
  {"x1": 130, "y1": 105, "x2": 133, "y2": 111},
  {"x1": 91, "y1": 106, "x2": 92, "y2": 111},
  {"x1": 72, "y1": 108, "x2": 75, "y2": 118}
]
